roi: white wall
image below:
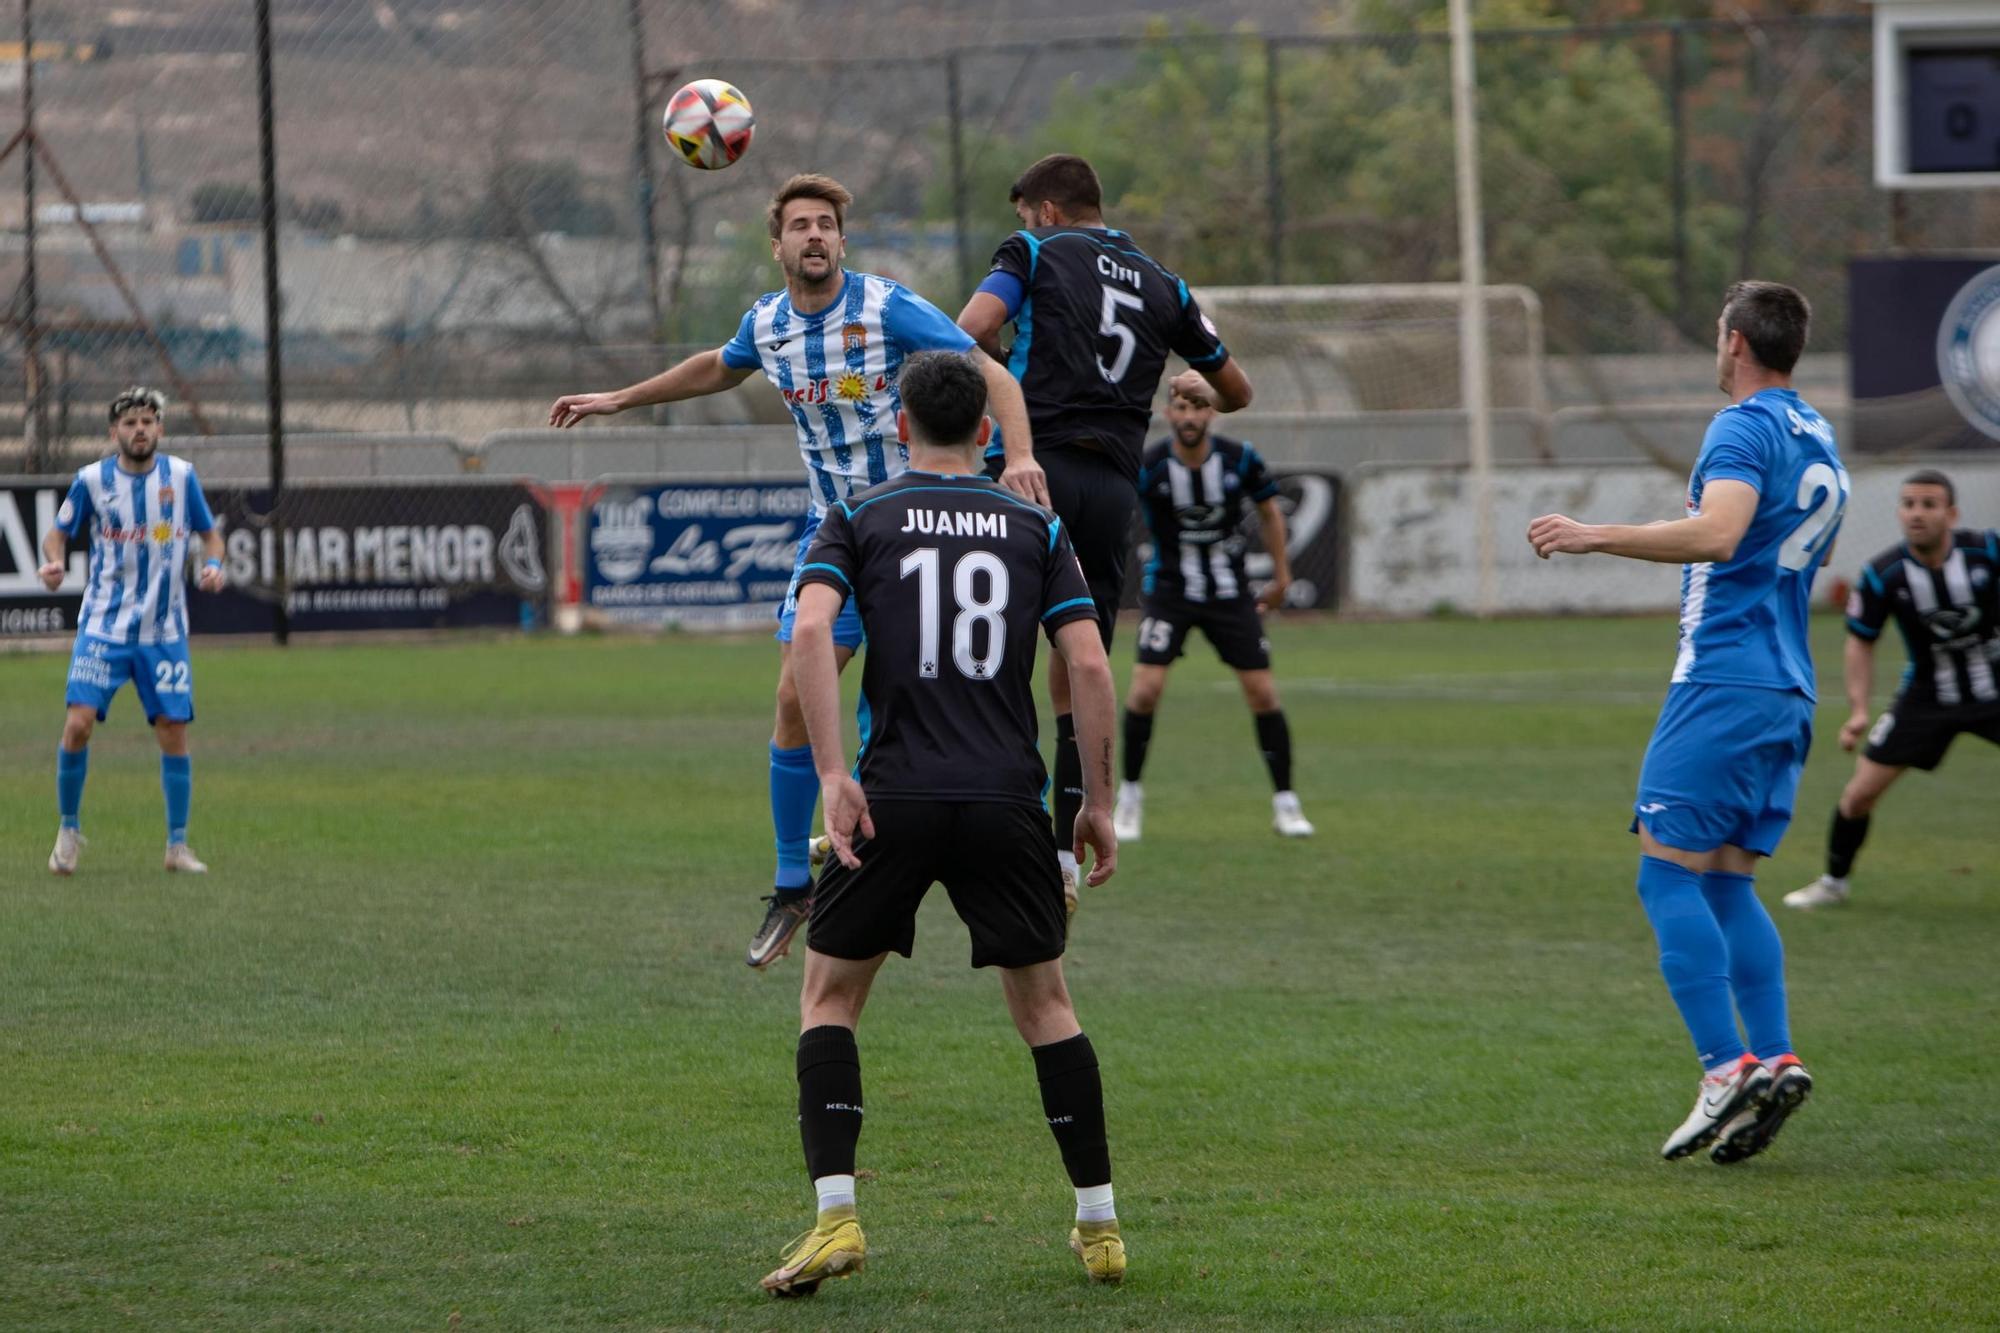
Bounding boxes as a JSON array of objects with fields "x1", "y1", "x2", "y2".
[{"x1": 1345, "y1": 460, "x2": 2000, "y2": 615}]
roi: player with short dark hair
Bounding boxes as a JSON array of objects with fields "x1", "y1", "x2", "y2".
[
  {"x1": 958, "y1": 152, "x2": 1254, "y2": 914},
  {"x1": 761, "y1": 349, "x2": 1126, "y2": 1296},
  {"x1": 39, "y1": 387, "x2": 226, "y2": 875},
  {"x1": 1115, "y1": 376, "x2": 1313, "y2": 841},
  {"x1": 1788, "y1": 470, "x2": 2000, "y2": 909},
  {"x1": 549, "y1": 174, "x2": 1044, "y2": 971},
  {"x1": 1528, "y1": 281, "x2": 1847, "y2": 1165}
]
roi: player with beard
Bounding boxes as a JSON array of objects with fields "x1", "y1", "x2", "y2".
[
  {"x1": 550, "y1": 174, "x2": 1044, "y2": 970},
  {"x1": 40, "y1": 386, "x2": 226, "y2": 875}
]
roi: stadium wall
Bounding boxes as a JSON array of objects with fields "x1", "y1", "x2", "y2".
[{"x1": 1343, "y1": 460, "x2": 2000, "y2": 617}]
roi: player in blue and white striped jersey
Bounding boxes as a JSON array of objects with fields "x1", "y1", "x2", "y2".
[
  {"x1": 37, "y1": 387, "x2": 226, "y2": 877},
  {"x1": 548, "y1": 173, "x2": 1045, "y2": 970}
]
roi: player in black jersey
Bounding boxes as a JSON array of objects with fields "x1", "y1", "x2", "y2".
[
  {"x1": 1789, "y1": 471, "x2": 2000, "y2": 909},
  {"x1": 1114, "y1": 376, "x2": 1314, "y2": 842},
  {"x1": 956, "y1": 153, "x2": 1254, "y2": 911},
  {"x1": 761, "y1": 351, "x2": 1126, "y2": 1296}
]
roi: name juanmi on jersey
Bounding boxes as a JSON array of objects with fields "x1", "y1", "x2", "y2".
[{"x1": 899, "y1": 508, "x2": 1009, "y2": 539}]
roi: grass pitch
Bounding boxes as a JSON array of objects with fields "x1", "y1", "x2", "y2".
[{"x1": 1, "y1": 617, "x2": 1995, "y2": 1330}]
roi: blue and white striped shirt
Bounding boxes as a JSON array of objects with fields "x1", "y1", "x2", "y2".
[
  {"x1": 722, "y1": 270, "x2": 975, "y2": 517},
  {"x1": 55, "y1": 454, "x2": 216, "y2": 645}
]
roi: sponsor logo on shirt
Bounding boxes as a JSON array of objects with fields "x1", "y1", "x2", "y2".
[{"x1": 781, "y1": 373, "x2": 889, "y2": 406}]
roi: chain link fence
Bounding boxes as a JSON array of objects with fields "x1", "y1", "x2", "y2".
[{"x1": 5, "y1": 5, "x2": 1998, "y2": 476}]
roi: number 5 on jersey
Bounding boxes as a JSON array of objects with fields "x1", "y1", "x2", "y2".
[{"x1": 900, "y1": 548, "x2": 1011, "y2": 680}]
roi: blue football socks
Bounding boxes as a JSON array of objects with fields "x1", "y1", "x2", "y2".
[
  {"x1": 769, "y1": 742, "x2": 818, "y2": 891},
  {"x1": 1701, "y1": 870, "x2": 1792, "y2": 1060},
  {"x1": 161, "y1": 754, "x2": 192, "y2": 845},
  {"x1": 1636, "y1": 856, "x2": 1746, "y2": 1069},
  {"x1": 57, "y1": 746, "x2": 89, "y2": 829}
]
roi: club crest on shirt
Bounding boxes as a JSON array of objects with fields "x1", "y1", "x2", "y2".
[
  {"x1": 842, "y1": 322, "x2": 867, "y2": 354},
  {"x1": 158, "y1": 486, "x2": 174, "y2": 506}
]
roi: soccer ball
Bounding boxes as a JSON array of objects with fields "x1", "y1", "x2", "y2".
[{"x1": 663, "y1": 79, "x2": 755, "y2": 170}]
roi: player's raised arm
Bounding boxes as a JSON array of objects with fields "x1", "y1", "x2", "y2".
[
  {"x1": 957, "y1": 290, "x2": 1013, "y2": 363},
  {"x1": 1529, "y1": 481, "x2": 1760, "y2": 564},
  {"x1": 1052, "y1": 617, "x2": 1117, "y2": 886},
  {"x1": 1180, "y1": 361, "x2": 1253, "y2": 414},
  {"x1": 548, "y1": 348, "x2": 755, "y2": 428}
]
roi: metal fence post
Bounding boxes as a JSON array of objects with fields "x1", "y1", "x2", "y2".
[
  {"x1": 947, "y1": 52, "x2": 972, "y2": 299},
  {"x1": 255, "y1": 0, "x2": 288, "y2": 645},
  {"x1": 1265, "y1": 37, "x2": 1284, "y2": 286}
]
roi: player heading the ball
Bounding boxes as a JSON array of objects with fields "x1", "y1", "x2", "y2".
[{"x1": 548, "y1": 174, "x2": 1043, "y2": 973}]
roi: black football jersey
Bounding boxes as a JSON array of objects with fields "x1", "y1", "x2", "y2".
[
  {"x1": 988, "y1": 226, "x2": 1228, "y2": 482},
  {"x1": 1136, "y1": 436, "x2": 1279, "y2": 604},
  {"x1": 798, "y1": 469, "x2": 1098, "y2": 803},
  {"x1": 1846, "y1": 528, "x2": 2000, "y2": 707}
]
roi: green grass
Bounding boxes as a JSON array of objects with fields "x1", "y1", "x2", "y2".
[{"x1": 1, "y1": 618, "x2": 1995, "y2": 1330}]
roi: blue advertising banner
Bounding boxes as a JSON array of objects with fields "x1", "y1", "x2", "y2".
[{"x1": 584, "y1": 480, "x2": 814, "y2": 628}]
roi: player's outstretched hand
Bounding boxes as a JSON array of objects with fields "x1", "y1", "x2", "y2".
[
  {"x1": 548, "y1": 392, "x2": 622, "y2": 429},
  {"x1": 1256, "y1": 574, "x2": 1290, "y2": 613},
  {"x1": 998, "y1": 457, "x2": 1051, "y2": 509},
  {"x1": 1839, "y1": 710, "x2": 1871, "y2": 752},
  {"x1": 37, "y1": 560, "x2": 64, "y2": 592},
  {"x1": 1527, "y1": 513, "x2": 1597, "y2": 559},
  {"x1": 819, "y1": 773, "x2": 875, "y2": 870},
  {"x1": 1074, "y1": 807, "x2": 1117, "y2": 887}
]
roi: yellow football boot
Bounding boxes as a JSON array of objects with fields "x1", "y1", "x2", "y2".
[
  {"x1": 1069, "y1": 1219, "x2": 1126, "y2": 1284},
  {"x1": 760, "y1": 1206, "x2": 866, "y2": 1297}
]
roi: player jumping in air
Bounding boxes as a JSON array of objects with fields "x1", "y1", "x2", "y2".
[
  {"x1": 1788, "y1": 471, "x2": 2000, "y2": 909},
  {"x1": 957, "y1": 153, "x2": 1254, "y2": 917},
  {"x1": 1114, "y1": 372, "x2": 1312, "y2": 841},
  {"x1": 39, "y1": 387, "x2": 226, "y2": 876},
  {"x1": 548, "y1": 174, "x2": 1042, "y2": 971},
  {"x1": 1528, "y1": 282, "x2": 1847, "y2": 1165},
  {"x1": 764, "y1": 351, "x2": 1124, "y2": 1296}
]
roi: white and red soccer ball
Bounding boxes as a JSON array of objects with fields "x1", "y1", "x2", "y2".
[{"x1": 664, "y1": 79, "x2": 755, "y2": 170}]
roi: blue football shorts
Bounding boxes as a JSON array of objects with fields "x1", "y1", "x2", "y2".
[
  {"x1": 1632, "y1": 682, "x2": 1813, "y2": 857},
  {"x1": 65, "y1": 633, "x2": 196, "y2": 725},
  {"x1": 776, "y1": 512, "x2": 865, "y2": 650}
]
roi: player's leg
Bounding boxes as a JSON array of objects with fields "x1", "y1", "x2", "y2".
[
  {"x1": 764, "y1": 801, "x2": 933, "y2": 1297},
  {"x1": 52, "y1": 636, "x2": 125, "y2": 875},
  {"x1": 50, "y1": 704, "x2": 97, "y2": 875},
  {"x1": 752, "y1": 601, "x2": 858, "y2": 968},
  {"x1": 1631, "y1": 685, "x2": 1774, "y2": 1158},
  {"x1": 942, "y1": 802, "x2": 1121, "y2": 1284},
  {"x1": 1699, "y1": 707, "x2": 1815, "y2": 1164},
  {"x1": 1789, "y1": 757, "x2": 1904, "y2": 908},
  {"x1": 1215, "y1": 601, "x2": 1310, "y2": 837},
  {"x1": 140, "y1": 642, "x2": 204, "y2": 873},
  {"x1": 1039, "y1": 451, "x2": 1135, "y2": 904},
  {"x1": 1702, "y1": 843, "x2": 1815, "y2": 1164},
  {"x1": 1116, "y1": 607, "x2": 1181, "y2": 842}
]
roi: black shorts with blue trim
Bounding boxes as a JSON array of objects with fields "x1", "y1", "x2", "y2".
[{"x1": 987, "y1": 444, "x2": 1134, "y2": 648}]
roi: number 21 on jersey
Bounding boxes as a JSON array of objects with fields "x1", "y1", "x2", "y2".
[{"x1": 901, "y1": 548, "x2": 1010, "y2": 680}]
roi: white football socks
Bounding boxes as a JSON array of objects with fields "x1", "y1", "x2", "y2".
[
  {"x1": 814, "y1": 1173, "x2": 855, "y2": 1214},
  {"x1": 1075, "y1": 1182, "x2": 1115, "y2": 1223}
]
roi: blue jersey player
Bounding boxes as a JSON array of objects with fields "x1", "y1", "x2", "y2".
[
  {"x1": 547, "y1": 174, "x2": 1043, "y2": 970},
  {"x1": 1528, "y1": 282, "x2": 1848, "y2": 1165},
  {"x1": 39, "y1": 387, "x2": 226, "y2": 876}
]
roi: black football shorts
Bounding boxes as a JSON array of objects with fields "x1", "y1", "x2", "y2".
[
  {"x1": 1863, "y1": 697, "x2": 2000, "y2": 772},
  {"x1": 807, "y1": 799, "x2": 1067, "y2": 969},
  {"x1": 1135, "y1": 590, "x2": 1271, "y2": 671}
]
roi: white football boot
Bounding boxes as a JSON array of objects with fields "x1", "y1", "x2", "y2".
[
  {"x1": 1661, "y1": 1055, "x2": 1771, "y2": 1160},
  {"x1": 1272, "y1": 791, "x2": 1315, "y2": 838},
  {"x1": 48, "y1": 827, "x2": 84, "y2": 876},
  {"x1": 163, "y1": 842, "x2": 209, "y2": 874},
  {"x1": 1112, "y1": 782, "x2": 1143, "y2": 843},
  {"x1": 1783, "y1": 875, "x2": 1849, "y2": 910}
]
